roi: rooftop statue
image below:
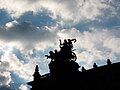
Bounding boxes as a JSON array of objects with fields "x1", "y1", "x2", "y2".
[
  {"x1": 45, "y1": 38, "x2": 79, "y2": 77},
  {"x1": 27, "y1": 39, "x2": 120, "y2": 90},
  {"x1": 45, "y1": 38, "x2": 77, "y2": 62}
]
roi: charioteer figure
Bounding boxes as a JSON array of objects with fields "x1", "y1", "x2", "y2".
[{"x1": 45, "y1": 38, "x2": 77, "y2": 62}]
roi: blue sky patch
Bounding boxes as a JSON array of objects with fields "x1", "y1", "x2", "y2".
[
  {"x1": 0, "y1": 9, "x2": 12, "y2": 26},
  {"x1": 19, "y1": 11, "x2": 56, "y2": 27}
]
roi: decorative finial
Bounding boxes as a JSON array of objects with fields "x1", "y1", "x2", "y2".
[{"x1": 35, "y1": 65, "x2": 39, "y2": 72}]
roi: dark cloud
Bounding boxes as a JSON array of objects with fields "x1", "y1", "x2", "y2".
[{"x1": 0, "y1": 20, "x2": 59, "y2": 49}]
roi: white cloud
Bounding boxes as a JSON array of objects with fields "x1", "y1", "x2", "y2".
[
  {"x1": 0, "y1": 20, "x2": 59, "y2": 86},
  {"x1": 0, "y1": 71, "x2": 12, "y2": 87},
  {"x1": 0, "y1": 0, "x2": 119, "y2": 23},
  {"x1": 0, "y1": 20, "x2": 120, "y2": 68},
  {"x1": 0, "y1": 49, "x2": 36, "y2": 81},
  {"x1": 57, "y1": 28, "x2": 120, "y2": 68},
  {"x1": 19, "y1": 84, "x2": 29, "y2": 90},
  {"x1": 0, "y1": 19, "x2": 120, "y2": 89},
  {"x1": 0, "y1": 20, "x2": 120, "y2": 69},
  {"x1": 0, "y1": 0, "x2": 120, "y2": 89}
]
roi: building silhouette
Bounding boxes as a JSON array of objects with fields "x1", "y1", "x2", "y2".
[{"x1": 27, "y1": 39, "x2": 120, "y2": 90}]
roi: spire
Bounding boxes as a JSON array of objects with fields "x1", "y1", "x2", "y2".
[
  {"x1": 33, "y1": 65, "x2": 41, "y2": 81},
  {"x1": 35, "y1": 65, "x2": 39, "y2": 72}
]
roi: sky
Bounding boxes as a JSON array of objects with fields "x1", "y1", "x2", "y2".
[{"x1": 0, "y1": 0, "x2": 120, "y2": 90}]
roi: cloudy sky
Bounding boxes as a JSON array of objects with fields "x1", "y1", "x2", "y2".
[{"x1": 0, "y1": 0, "x2": 120, "y2": 90}]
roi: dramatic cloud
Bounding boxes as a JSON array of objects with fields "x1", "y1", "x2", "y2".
[
  {"x1": 0, "y1": 0, "x2": 119, "y2": 23},
  {"x1": 0, "y1": 20, "x2": 120, "y2": 69},
  {"x1": 0, "y1": 20, "x2": 59, "y2": 89},
  {"x1": 1, "y1": 51, "x2": 33, "y2": 80},
  {"x1": 0, "y1": 47, "x2": 37, "y2": 89},
  {"x1": 0, "y1": 20, "x2": 59, "y2": 50},
  {"x1": 0, "y1": 71, "x2": 12, "y2": 87},
  {"x1": 0, "y1": 0, "x2": 120, "y2": 89},
  {"x1": 57, "y1": 28, "x2": 120, "y2": 68},
  {"x1": 0, "y1": 21, "x2": 120, "y2": 89}
]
